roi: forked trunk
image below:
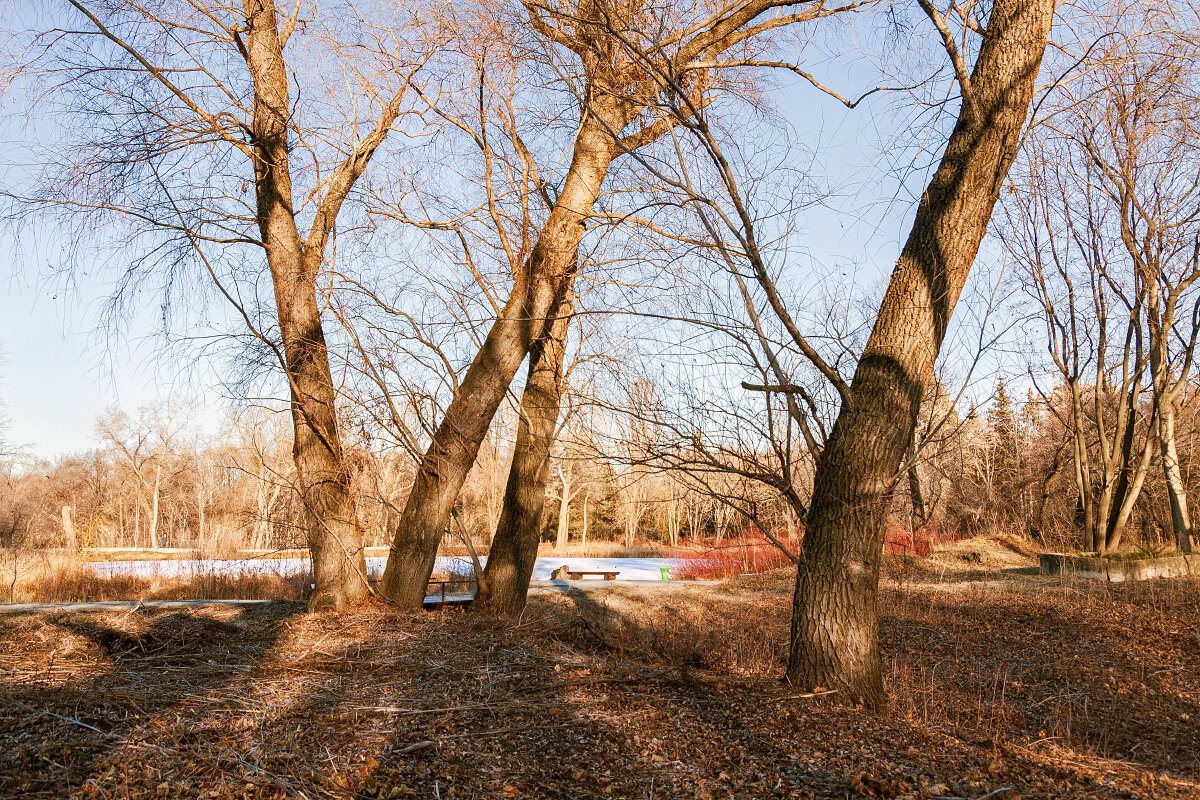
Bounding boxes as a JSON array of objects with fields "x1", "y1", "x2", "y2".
[
  {"x1": 244, "y1": 0, "x2": 368, "y2": 610},
  {"x1": 380, "y1": 118, "x2": 616, "y2": 608},
  {"x1": 473, "y1": 282, "x2": 574, "y2": 616},
  {"x1": 787, "y1": 0, "x2": 1054, "y2": 710}
]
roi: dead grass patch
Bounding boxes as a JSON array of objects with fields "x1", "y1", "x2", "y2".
[
  {"x1": 2, "y1": 542, "x2": 1198, "y2": 799},
  {"x1": 0, "y1": 549, "x2": 308, "y2": 604}
]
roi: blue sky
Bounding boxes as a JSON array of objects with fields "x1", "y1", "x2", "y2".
[
  {"x1": 0, "y1": 5, "x2": 1009, "y2": 460},
  {"x1": 0, "y1": 235, "x2": 202, "y2": 457}
]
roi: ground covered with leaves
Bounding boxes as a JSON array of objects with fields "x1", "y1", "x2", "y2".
[{"x1": 1, "y1": 540, "x2": 1197, "y2": 799}]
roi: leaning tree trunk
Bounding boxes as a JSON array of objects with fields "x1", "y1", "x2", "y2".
[
  {"x1": 380, "y1": 116, "x2": 616, "y2": 608},
  {"x1": 473, "y1": 281, "x2": 575, "y2": 616},
  {"x1": 245, "y1": 0, "x2": 368, "y2": 610},
  {"x1": 787, "y1": 0, "x2": 1055, "y2": 710}
]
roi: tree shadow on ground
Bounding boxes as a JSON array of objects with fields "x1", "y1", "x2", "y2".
[
  {"x1": 0, "y1": 602, "x2": 302, "y2": 798},
  {"x1": 3, "y1": 583, "x2": 1197, "y2": 799},
  {"x1": 337, "y1": 587, "x2": 1193, "y2": 799}
]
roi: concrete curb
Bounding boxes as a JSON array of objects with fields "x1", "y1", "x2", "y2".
[{"x1": 1038, "y1": 552, "x2": 1199, "y2": 582}]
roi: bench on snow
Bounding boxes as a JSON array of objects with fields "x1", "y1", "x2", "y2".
[{"x1": 551, "y1": 565, "x2": 620, "y2": 581}]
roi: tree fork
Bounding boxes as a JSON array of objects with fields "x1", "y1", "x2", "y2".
[{"x1": 378, "y1": 115, "x2": 615, "y2": 609}]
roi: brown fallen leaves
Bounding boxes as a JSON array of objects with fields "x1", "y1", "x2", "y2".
[{"x1": 0, "y1": 557, "x2": 1196, "y2": 799}]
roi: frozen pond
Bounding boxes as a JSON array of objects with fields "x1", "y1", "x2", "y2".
[{"x1": 89, "y1": 555, "x2": 686, "y2": 582}]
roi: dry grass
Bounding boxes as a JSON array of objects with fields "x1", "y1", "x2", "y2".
[{"x1": 0, "y1": 549, "x2": 308, "y2": 604}]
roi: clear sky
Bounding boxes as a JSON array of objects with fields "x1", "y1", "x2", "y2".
[{"x1": 0, "y1": 235, "x2": 187, "y2": 458}]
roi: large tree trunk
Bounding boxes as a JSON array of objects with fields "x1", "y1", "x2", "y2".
[
  {"x1": 380, "y1": 116, "x2": 616, "y2": 608},
  {"x1": 279, "y1": 285, "x2": 370, "y2": 610},
  {"x1": 473, "y1": 282, "x2": 575, "y2": 616},
  {"x1": 786, "y1": 0, "x2": 1055, "y2": 710},
  {"x1": 244, "y1": 0, "x2": 368, "y2": 611}
]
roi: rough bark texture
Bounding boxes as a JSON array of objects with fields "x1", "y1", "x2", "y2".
[
  {"x1": 473, "y1": 280, "x2": 575, "y2": 616},
  {"x1": 1158, "y1": 403, "x2": 1194, "y2": 553},
  {"x1": 787, "y1": 0, "x2": 1055, "y2": 710},
  {"x1": 244, "y1": 0, "x2": 368, "y2": 611},
  {"x1": 379, "y1": 115, "x2": 615, "y2": 608},
  {"x1": 1148, "y1": 295, "x2": 1195, "y2": 554}
]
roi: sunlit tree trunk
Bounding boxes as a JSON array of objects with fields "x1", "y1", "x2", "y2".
[
  {"x1": 581, "y1": 488, "x2": 590, "y2": 549},
  {"x1": 242, "y1": 0, "x2": 370, "y2": 609},
  {"x1": 1159, "y1": 398, "x2": 1194, "y2": 552},
  {"x1": 788, "y1": 0, "x2": 1055, "y2": 710},
  {"x1": 474, "y1": 281, "x2": 574, "y2": 615},
  {"x1": 556, "y1": 480, "x2": 572, "y2": 551}
]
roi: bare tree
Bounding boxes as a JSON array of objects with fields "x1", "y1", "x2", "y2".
[
  {"x1": 378, "y1": 0, "x2": 871, "y2": 608},
  {"x1": 1005, "y1": 2, "x2": 1200, "y2": 553},
  {"x1": 599, "y1": 0, "x2": 1056, "y2": 707},
  {"x1": 6, "y1": 1, "x2": 433, "y2": 608}
]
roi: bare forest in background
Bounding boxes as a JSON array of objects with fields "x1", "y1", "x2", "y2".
[{"x1": 6, "y1": 373, "x2": 1200, "y2": 559}]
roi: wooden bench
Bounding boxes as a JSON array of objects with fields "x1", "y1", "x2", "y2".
[
  {"x1": 423, "y1": 579, "x2": 476, "y2": 610},
  {"x1": 550, "y1": 566, "x2": 620, "y2": 581}
]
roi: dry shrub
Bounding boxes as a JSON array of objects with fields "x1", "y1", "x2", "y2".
[
  {"x1": 672, "y1": 538, "x2": 795, "y2": 579},
  {"x1": 0, "y1": 549, "x2": 307, "y2": 603}
]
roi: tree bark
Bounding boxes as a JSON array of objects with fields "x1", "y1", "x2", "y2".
[
  {"x1": 380, "y1": 113, "x2": 617, "y2": 608},
  {"x1": 1159, "y1": 403, "x2": 1194, "y2": 553},
  {"x1": 556, "y1": 474, "x2": 572, "y2": 552},
  {"x1": 787, "y1": 0, "x2": 1055, "y2": 710},
  {"x1": 473, "y1": 280, "x2": 575, "y2": 616},
  {"x1": 243, "y1": 0, "x2": 368, "y2": 610}
]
